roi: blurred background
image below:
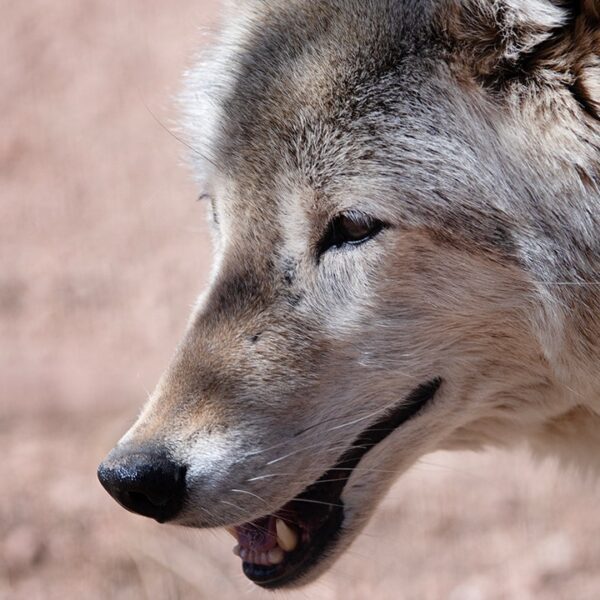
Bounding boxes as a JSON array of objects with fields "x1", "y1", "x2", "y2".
[{"x1": 2, "y1": 1, "x2": 600, "y2": 599}]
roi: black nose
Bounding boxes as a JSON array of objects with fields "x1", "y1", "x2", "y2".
[{"x1": 97, "y1": 447, "x2": 186, "y2": 522}]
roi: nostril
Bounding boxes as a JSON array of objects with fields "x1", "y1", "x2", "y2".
[
  {"x1": 131, "y1": 490, "x2": 168, "y2": 508},
  {"x1": 97, "y1": 450, "x2": 187, "y2": 523},
  {"x1": 128, "y1": 491, "x2": 167, "y2": 508},
  {"x1": 120, "y1": 490, "x2": 171, "y2": 515}
]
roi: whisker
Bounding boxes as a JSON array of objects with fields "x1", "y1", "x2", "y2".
[
  {"x1": 246, "y1": 466, "x2": 405, "y2": 484},
  {"x1": 288, "y1": 498, "x2": 344, "y2": 509},
  {"x1": 321, "y1": 466, "x2": 400, "y2": 474},
  {"x1": 319, "y1": 388, "x2": 422, "y2": 437},
  {"x1": 266, "y1": 441, "x2": 344, "y2": 466},
  {"x1": 326, "y1": 409, "x2": 390, "y2": 432},
  {"x1": 533, "y1": 280, "x2": 600, "y2": 286},
  {"x1": 246, "y1": 473, "x2": 285, "y2": 482},
  {"x1": 230, "y1": 489, "x2": 269, "y2": 504},
  {"x1": 242, "y1": 438, "x2": 299, "y2": 459},
  {"x1": 293, "y1": 477, "x2": 346, "y2": 485},
  {"x1": 220, "y1": 500, "x2": 246, "y2": 513},
  {"x1": 219, "y1": 501, "x2": 272, "y2": 536},
  {"x1": 141, "y1": 98, "x2": 219, "y2": 168}
]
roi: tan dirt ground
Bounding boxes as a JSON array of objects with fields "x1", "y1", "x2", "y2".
[{"x1": 2, "y1": 2, "x2": 600, "y2": 599}]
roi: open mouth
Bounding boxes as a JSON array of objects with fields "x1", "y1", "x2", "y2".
[{"x1": 226, "y1": 378, "x2": 442, "y2": 588}]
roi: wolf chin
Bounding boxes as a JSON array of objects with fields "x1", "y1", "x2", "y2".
[{"x1": 98, "y1": 0, "x2": 600, "y2": 589}]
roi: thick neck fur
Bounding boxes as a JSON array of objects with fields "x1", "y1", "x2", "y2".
[{"x1": 440, "y1": 0, "x2": 600, "y2": 402}]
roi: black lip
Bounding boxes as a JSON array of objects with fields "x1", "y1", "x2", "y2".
[
  {"x1": 245, "y1": 377, "x2": 443, "y2": 588},
  {"x1": 242, "y1": 506, "x2": 344, "y2": 587}
]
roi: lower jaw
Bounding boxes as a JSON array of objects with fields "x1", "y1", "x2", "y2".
[
  {"x1": 232, "y1": 378, "x2": 443, "y2": 587},
  {"x1": 242, "y1": 504, "x2": 344, "y2": 588}
]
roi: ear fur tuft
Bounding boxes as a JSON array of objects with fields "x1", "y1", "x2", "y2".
[
  {"x1": 446, "y1": 0, "x2": 568, "y2": 78},
  {"x1": 445, "y1": 0, "x2": 600, "y2": 116},
  {"x1": 569, "y1": 2, "x2": 600, "y2": 117}
]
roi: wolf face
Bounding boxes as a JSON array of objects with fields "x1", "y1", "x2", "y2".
[{"x1": 98, "y1": 0, "x2": 600, "y2": 588}]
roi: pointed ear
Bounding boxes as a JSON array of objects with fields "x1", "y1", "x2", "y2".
[
  {"x1": 445, "y1": 0, "x2": 600, "y2": 115},
  {"x1": 569, "y1": 1, "x2": 600, "y2": 117},
  {"x1": 445, "y1": 0, "x2": 568, "y2": 79},
  {"x1": 576, "y1": 54, "x2": 600, "y2": 117}
]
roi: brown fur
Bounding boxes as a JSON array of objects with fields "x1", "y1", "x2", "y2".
[{"x1": 100, "y1": 0, "x2": 600, "y2": 588}]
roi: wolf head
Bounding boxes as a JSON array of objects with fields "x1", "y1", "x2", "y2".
[{"x1": 98, "y1": 0, "x2": 600, "y2": 588}]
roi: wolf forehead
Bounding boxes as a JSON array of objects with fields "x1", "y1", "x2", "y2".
[
  {"x1": 193, "y1": 2, "x2": 493, "y2": 186},
  {"x1": 208, "y1": 2, "x2": 440, "y2": 180},
  {"x1": 181, "y1": 1, "x2": 597, "y2": 257},
  {"x1": 182, "y1": 0, "x2": 528, "y2": 258}
]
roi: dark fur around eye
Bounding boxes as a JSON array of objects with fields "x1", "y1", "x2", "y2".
[{"x1": 317, "y1": 211, "x2": 386, "y2": 257}]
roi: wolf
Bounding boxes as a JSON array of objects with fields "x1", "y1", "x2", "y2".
[{"x1": 98, "y1": 0, "x2": 600, "y2": 589}]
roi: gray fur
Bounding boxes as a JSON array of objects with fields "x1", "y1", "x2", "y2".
[{"x1": 109, "y1": 0, "x2": 600, "y2": 588}]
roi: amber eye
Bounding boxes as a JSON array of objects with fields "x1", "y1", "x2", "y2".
[{"x1": 318, "y1": 211, "x2": 385, "y2": 256}]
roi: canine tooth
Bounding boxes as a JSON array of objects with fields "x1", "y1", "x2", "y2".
[
  {"x1": 232, "y1": 545, "x2": 241, "y2": 557},
  {"x1": 276, "y1": 519, "x2": 298, "y2": 551},
  {"x1": 268, "y1": 547, "x2": 285, "y2": 565},
  {"x1": 260, "y1": 552, "x2": 269, "y2": 565},
  {"x1": 240, "y1": 548, "x2": 248, "y2": 561}
]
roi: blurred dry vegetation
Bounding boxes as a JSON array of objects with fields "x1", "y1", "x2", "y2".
[{"x1": 2, "y1": 2, "x2": 600, "y2": 599}]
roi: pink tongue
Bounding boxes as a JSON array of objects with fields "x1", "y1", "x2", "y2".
[{"x1": 236, "y1": 516, "x2": 277, "y2": 552}]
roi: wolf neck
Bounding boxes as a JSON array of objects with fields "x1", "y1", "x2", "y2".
[
  {"x1": 533, "y1": 189, "x2": 600, "y2": 405},
  {"x1": 452, "y1": 0, "x2": 600, "y2": 387},
  {"x1": 509, "y1": 89, "x2": 600, "y2": 399}
]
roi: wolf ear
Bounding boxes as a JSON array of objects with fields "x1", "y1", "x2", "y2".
[{"x1": 446, "y1": 0, "x2": 600, "y2": 114}]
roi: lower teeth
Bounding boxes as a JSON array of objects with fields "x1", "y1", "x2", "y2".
[
  {"x1": 228, "y1": 518, "x2": 298, "y2": 566},
  {"x1": 234, "y1": 544, "x2": 285, "y2": 565},
  {"x1": 268, "y1": 547, "x2": 284, "y2": 565}
]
